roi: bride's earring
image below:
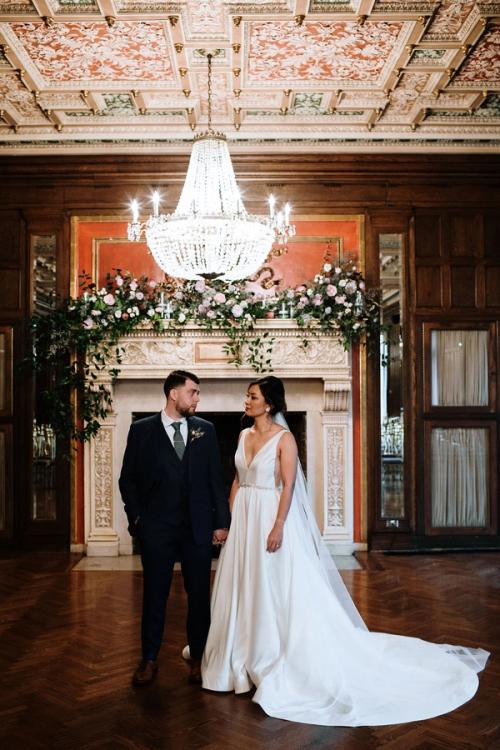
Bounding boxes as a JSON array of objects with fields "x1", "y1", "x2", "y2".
[{"x1": 265, "y1": 407, "x2": 270, "y2": 413}]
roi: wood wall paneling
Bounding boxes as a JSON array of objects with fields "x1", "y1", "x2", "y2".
[
  {"x1": 0, "y1": 423, "x2": 13, "y2": 538},
  {"x1": 484, "y1": 213, "x2": 500, "y2": 258},
  {"x1": 448, "y1": 214, "x2": 483, "y2": 258},
  {"x1": 0, "y1": 211, "x2": 21, "y2": 264},
  {"x1": 0, "y1": 270, "x2": 22, "y2": 314},
  {"x1": 486, "y1": 267, "x2": 500, "y2": 308},
  {"x1": 415, "y1": 214, "x2": 442, "y2": 258},
  {"x1": 416, "y1": 266, "x2": 442, "y2": 308},
  {"x1": 450, "y1": 266, "x2": 478, "y2": 308}
]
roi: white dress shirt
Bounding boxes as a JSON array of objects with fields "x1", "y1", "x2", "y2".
[{"x1": 161, "y1": 410, "x2": 188, "y2": 448}]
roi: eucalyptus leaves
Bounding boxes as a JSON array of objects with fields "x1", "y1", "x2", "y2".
[{"x1": 27, "y1": 262, "x2": 380, "y2": 443}]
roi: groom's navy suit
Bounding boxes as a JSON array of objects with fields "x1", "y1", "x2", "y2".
[{"x1": 119, "y1": 412, "x2": 229, "y2": 662}]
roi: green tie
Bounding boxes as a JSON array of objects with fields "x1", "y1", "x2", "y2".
[{"x1": 171, "y1": 421, "x2": 185, "y2": 460}]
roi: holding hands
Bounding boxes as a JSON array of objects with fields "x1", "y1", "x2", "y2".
[{"x1": 213, "y1": 528, "x2": 228, "y2": 546}]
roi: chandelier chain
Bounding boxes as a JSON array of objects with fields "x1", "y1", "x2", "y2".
[{"x1": 207, "y1": 53, "x2": 213, "y2": 133}]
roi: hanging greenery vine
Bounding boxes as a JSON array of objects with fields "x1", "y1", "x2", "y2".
[{"x1": 26, "y1": 261, "x2": 381, "y2": 443}]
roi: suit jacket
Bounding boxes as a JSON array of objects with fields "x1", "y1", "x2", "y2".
[{"x1": 119, "y1": 413, "x2": 230, "y2": 545}]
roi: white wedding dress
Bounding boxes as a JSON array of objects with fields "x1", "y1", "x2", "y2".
[{"x1": 201, "y1": 428, "x2": 489, "y2": 726}]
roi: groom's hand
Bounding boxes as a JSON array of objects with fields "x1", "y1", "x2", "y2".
[{"x1": 213, "y1": 528, "x2": 228, "y2": 545}]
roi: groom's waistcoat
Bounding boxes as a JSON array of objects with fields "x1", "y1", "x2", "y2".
[{"x1": 155, "y1": 442, "x2": 191, "y2": 526}]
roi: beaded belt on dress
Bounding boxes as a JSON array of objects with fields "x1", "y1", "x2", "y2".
[{"x1": 240, "y1": 483, "x2": 276, "y2": 490}]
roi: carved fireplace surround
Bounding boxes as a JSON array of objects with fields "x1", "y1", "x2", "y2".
[{"x1": 84, "y1": 321, "x2": 358, "y2": 556}]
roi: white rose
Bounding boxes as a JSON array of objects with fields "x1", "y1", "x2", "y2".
[
  {"x1": 323, "y1": 263, "x2": 332, "y2": 272},
  {"x1": 178, "y1": 313, "x2": 186, "y2": 323}
]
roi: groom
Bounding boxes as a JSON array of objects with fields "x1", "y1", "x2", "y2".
[{"x1": 119, "y1": 369, "x2": 230, "y2": 686}]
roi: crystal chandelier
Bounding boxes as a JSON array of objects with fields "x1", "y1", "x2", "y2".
[{"x1": 127, "y1": 52, "x2": 294, "y2": 281}]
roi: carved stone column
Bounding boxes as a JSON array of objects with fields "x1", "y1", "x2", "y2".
[
  {"x1": 85, "y1": 409, "x2": 120, "y2": 556},
  {"x1": 321, "y1": 380, "x2": 353, "y2": 549}
]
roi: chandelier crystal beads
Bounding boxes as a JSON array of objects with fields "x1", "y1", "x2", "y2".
[{"x1": 127, "y1": 53, "x2": 294, "y2": 281}]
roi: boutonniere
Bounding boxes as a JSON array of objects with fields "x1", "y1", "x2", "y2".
[{"x1": 190, "y1": 428, "x2": 205, "y2": 443}]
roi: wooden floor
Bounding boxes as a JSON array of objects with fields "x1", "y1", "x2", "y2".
[{"x1": 0, "y1": 551, "x2": 498, "y2": 750}]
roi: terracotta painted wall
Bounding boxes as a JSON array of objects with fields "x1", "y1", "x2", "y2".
[{"x1": 74, "y1": 215, "x2": 362, "y2": 291}]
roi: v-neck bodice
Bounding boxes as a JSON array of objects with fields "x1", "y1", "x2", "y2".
[{"x1": 236, "y1": 428, "x2": 287, "y2": 489}]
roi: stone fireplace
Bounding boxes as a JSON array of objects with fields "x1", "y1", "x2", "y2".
[{"x1": 84, "y1": 321, "x2": 357, "y2": 556}]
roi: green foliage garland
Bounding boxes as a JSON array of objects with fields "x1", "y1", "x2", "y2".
[{"x1": 26, "y1": 262, "x2": 381, "y2": 443}]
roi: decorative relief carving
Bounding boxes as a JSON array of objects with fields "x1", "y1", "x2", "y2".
[
  {"x1": 324, "y1": 381, "x2": 351, "y2": 411},
  {"x1": 326, "y1": 427, "x2": 345, "y2": 527},
  {"x1": 94, "y1": 428, "x2": 113, "y2": 528},
  {"x1": 120, "y1": 339, "x2": 193, "y2": 365},
  {"x1": 116, "y1": 326, "x2": 347, "y2": 374},
  {"x1": 271, "y1": 337, "x2": 346, "y2": 367}
]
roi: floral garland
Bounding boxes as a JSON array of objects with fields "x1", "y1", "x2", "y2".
[{"x1": 27, "y1": 261, "x2": 381, "y2": 443}]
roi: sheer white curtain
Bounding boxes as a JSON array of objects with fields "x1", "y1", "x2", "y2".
[
  {"x1": 431, "y1": 330, "x2": 488, "y2": 406},
  {"x1": 431, "y1": 428, "x2": 488, "y2": 528}
]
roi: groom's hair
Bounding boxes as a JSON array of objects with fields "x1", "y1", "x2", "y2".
[{"x1": 163, "y1": 369, "x2": 200, "y2": 399}]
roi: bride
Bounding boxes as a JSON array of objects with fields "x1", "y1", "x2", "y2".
[{"x1": 201, "y1": 376, "x2": 489, "y2": 726}]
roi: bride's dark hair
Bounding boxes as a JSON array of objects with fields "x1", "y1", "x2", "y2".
[{"x1": 249, "y1": 376, "x2": 287, "y2": 416}]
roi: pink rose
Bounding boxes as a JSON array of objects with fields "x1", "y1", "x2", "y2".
[
  {"x1": 103, "y1": 293, "x2": 115, "y2": 305},
  {"x1": 195, "y1": 280, "x2": 206, "y2": 293},
  {"x1": 214, "y1": 292, "x2": 226, "y2": 304},
  {"x1": 326, "y1": 285, "x2": 337, "y2": 297}
]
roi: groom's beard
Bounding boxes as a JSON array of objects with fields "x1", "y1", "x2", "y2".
[{"x1": 179, "y1": 405, "x2": 197, "y2": 417}]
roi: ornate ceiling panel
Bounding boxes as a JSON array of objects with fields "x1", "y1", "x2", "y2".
[{"x1": 0, "y1": 0, "x2": 498, "y2": 153}]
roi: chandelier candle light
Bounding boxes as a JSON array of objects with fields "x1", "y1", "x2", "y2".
[{"x1": 128, "y1": 52, "x2": 294, "y2": 281}]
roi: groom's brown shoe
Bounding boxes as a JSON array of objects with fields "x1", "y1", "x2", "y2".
[
  {"x1": 188, "y1": 659, "x2": 202, "y2": 685},
  {"x1": 132, "y1": 659, "x2": 158, "y2": 686}
]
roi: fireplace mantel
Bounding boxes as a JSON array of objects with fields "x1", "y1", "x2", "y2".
[
  {"x1": 84, "y1": 321, "x2": 357, "y2": 556},
  {"x1": 97, "y1": 320, "x2": 350, "y2": 380}
]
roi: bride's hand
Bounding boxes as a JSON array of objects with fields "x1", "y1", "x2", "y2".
[{"x1": 267, "y1": 522, "x2": 284, "y2": 553}]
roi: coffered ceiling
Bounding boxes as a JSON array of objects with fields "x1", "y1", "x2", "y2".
[{"x1": 0, "y1": 0, "x2": 499, "y2": 154}]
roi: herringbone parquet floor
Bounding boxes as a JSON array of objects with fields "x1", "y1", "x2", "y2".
[{"x1": 0, "y1": 551, "x2": 498, "y2": 750}]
